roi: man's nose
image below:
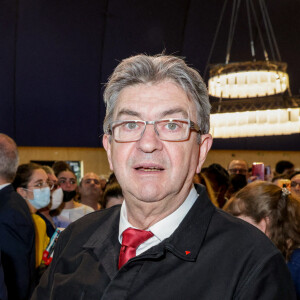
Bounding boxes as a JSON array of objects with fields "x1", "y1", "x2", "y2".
[{"x1": 137, "y1": 124, "x2": 163, "y2": 153}]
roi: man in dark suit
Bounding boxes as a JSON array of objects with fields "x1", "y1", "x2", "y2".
[
  {"x1": 0, "y1": 133, "x2": 35, "y2": 300},
  {"x1": 32, "y1": 54, "x2": 296, "y2": 299}
]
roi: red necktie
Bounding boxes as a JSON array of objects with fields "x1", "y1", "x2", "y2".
[{"x1": 118, "y1": 227, "x2": 154, "y2": 269}]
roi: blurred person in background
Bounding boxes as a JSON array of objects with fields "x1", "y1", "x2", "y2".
[
  {"x1": 227, "y1": 159, "x2": 249, "y2": 179},
  {"x1": 275, "y1": 160, "x2": 295, "y2": 177},
  {"x1": 224, "y1": 181, "x2": 300, "y2": 297},
  {"x1": 12, "y1": 163, "x2": 50, "y2": 271},
  {"x1": 0, "y1": 134, "x2": 35, "y2": 300},
  {"x1": 52, "y1": 161, "x2": 94, "y2": 222},
  {"x1": 224, "y1": 174, "x2": 248, "y2": 202},
  {"x1": 290, "y1": 172, "x2": 300, "y2": 199},
  {"x1": 39, "y1": 166, "x2": 69, "y2": 234},
  {"x1": 101, "y1": 182, "x2": 124, "y2": 209},
  {"x1": 202, "y1": 163, "x2": 229, "y2": 208},
  {"x1": 193, "y1": 172, "x2": 219, "y2": 207},
  {"x1": 79, "y1": 172, "x2": 102, "y2": 210}
]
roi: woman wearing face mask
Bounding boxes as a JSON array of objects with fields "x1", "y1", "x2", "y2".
[
  {"x1": 37, "y1": 166, "x2": 70, "y2": 236},
  {"x1": 52, "y1": 161, "x2": 94, "y2": 223},
  {"x1": 12, "y1": 163, "x2": 51, "y2": 269}
]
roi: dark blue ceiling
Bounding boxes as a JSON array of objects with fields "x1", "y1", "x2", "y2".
[{"x1": 0, "y1": 0, "x2": 299, "y2": 150}]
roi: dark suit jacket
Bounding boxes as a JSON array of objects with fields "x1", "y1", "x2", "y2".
[
  {"x1": 0, "y1": 252, "x2": 7, "y2": 300},
  {"x1": 32, "y1": 184, "x2": 296, "y2": 299},
  {"x1": 0, "y1": 184, "x2": 35, "y2": 300}
]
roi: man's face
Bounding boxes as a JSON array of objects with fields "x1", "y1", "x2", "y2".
[
  {"x1": 103, "y1": 81, "x2": 212, "y2": 206},
  {"x1": 79, "y1": 173, "x2": 102, "y2": 197},
  {"x1": 228, "y1": 160, "x2": 249, "y2": 178},
  {"x1": 291, "y1": 174, "x2": 300, "y2": 198}
]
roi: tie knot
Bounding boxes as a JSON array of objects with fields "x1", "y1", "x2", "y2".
[{"x1": 122, "y1": 227, "x2": 154, "y2": 248}]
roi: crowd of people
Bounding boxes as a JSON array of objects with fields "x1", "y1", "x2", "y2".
[
  {"x1": 0, "y1": 134, "x2": 125, "y2": 299},
  {"x1": 0, "y1": 53, "x2": 299, "y2": 299}
]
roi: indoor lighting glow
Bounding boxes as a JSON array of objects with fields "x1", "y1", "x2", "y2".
[
  {"x1": 210, "y1": 108, "x2": 300, "y2": 138},
  {"x1": 208, "y1": 61, "x2": 289, "y2": 99}
]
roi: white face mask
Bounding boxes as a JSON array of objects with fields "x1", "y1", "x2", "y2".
[{"x1": 49, "y1": 188, "x2": 64, "y2": 210}]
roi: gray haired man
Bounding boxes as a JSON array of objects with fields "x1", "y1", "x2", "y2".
[
  {"x1": 32, "y1": 55, "x2": 295, "y2": 299},
  {"x1": 0, "y1": 133, "x2": 35, "y2": 300}
]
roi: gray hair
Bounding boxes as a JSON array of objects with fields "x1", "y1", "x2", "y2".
[
  {"x1": 41, "y1": 165, "x2": 55, "y2": 175},
  {"x1": 0, "y1": 134, "x2": 19, "y2": 182},
  {"x1": 103, "y1": 54, "x2": 211, "y2": 137}
]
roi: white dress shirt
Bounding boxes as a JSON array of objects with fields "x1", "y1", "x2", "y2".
[
  {"x1": 118, "y1": 187, "x2": 198, "y2": 256},
  {"x1": 0, "y1": 183, "x2": 10, "y2": 191}
]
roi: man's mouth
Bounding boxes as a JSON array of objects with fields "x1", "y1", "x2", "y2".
[
  {"x1": 135, "y1": 166, "x2": 164, "y2": 172},
  {"x1": 134, "y1": 163, "x2": 165, "y2": 172}
]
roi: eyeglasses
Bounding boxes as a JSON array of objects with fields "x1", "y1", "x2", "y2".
[
  {"x1": 48, "y1": 181, "x2": 60, "y2": 191},
  {"x1": 107, "y1": 119, "x2": 201, "y2": 142},
  {"x1": 291, "y1": 181, "x2": 300, "y2": 188},
  {"x1": 228, "y1": 168, "x2": 248, "y2": 175},
  {"x1": 83, "y1": 179, "x2": 100, "y2": 185},
  {"x1": 58, "y1": 178, "x2": 77, "y2": 185}
]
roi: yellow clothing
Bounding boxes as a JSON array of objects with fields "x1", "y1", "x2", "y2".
[{"x1": 31, "y1": 214, "x2": 49, "y2": 267}]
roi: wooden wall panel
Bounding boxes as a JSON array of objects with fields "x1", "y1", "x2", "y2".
[{"x1": 18, "y1": 147, "x2": 300, "y2": 180}]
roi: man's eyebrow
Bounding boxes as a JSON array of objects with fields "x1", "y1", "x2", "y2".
[
  {"x1": 116, "y1": 109, "x2": 141, "y2": 119},
  {"x1": 116, "y1": 107, "x2": 189, "y2": 119},
  {"x1": 160, "y1": 108, "x2": 188, "y2": 119}
]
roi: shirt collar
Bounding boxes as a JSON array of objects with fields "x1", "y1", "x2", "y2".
[
  {"x1": 118, "y1": 186, "x2": 198, "y2": 243},
  {"x1": 0, "y1": 183, "x2": 11, "y2": 191}
]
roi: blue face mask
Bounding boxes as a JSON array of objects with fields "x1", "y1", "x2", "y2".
[{"x1": 24, "y1": 187, "x2": 51, "y2": 210}]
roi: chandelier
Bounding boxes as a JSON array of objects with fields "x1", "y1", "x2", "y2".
[
  {"x1": 208, "y1": 61, "x2": 289, "y2": 99},
  {"x1": 204, "y1": 0, "x2": 298, "y2": 138}
]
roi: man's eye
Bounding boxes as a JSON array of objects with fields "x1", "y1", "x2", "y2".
[
  {"x1": 124, "y1": 122, "x2": 138, "y2": 130},
  {"x1": 166, "y1": 122, "x2": 179, "y2": 131}
]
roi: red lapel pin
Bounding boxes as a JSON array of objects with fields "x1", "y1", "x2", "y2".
[{"x1": 185, "y1": 251, "x2": 191, "y2": 255}]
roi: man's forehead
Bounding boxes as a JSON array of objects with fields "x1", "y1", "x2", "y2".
[
  {"x1": 83, "y1": 173, "x2": 100, "y2": 180},
  {"x1": 292, "y1": 174, "x2": 300, "y2": 181},
  {"x1": 113, "y1": 82, "x2": 194, "y2": 119},
  {"x1": 229, "y1": 160, "x2": 248, "y2": 169}
]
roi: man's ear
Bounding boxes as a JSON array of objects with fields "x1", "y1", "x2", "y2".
[
  {"x1": 103, "y1": 134, "x2": 114, "y2": 171},
  {"x1": 17, "y1": 187, "x2": 27, "y2": 198},
  {"x1": 196, "y1": 134, "x2": 213, "y2": 174}
]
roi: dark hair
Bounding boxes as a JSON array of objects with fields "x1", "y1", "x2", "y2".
[
  {"x1": 224, "y1": 181, "x2": 300, "y2": 260},
  {"x1": 203, "y1": 163, "x2": 229, "y2": 187},
  {"x1": 289, "y1": 171, "x2": 300, "y2": 180},
  {"x1": 272, "y1": 174, "x2": 290, "y2": 183},
  {"x1": 52, "y1": 161, "x2": 75, "y2": 178},
  {"x1": 275, "y1": 160, "x2": 294, "y2": 174},
  {"x1": 225, "y1": 174, "x2": 248, "y2": 200},
  {"x1": 12, "y1": 163, "x2": 43, "y2": 189},
  {"x1": 107, "y1": 172, "x2": 117, "y2": 185},
  {"x1": 101, "y1": 183, "x2": 123, "y2": 208}
]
